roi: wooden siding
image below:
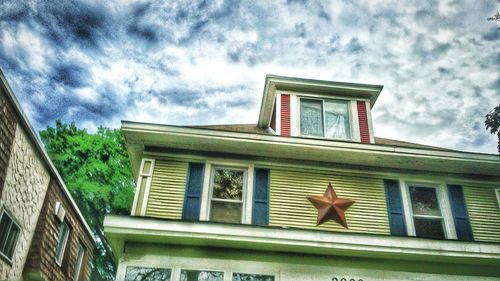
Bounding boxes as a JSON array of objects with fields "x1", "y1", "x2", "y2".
[
  {"x1": 463, "y1": 184, "x2": 500, "y2": 242},
  {"x1": 269, "y1": 167, "x2": 390, "y2": 234},
  {"x1": 357, "y1": 101, "x2": 370, "y2": 143},
  {"x1": 145, "y1": 159, "x2": 188, "y2": 219}
]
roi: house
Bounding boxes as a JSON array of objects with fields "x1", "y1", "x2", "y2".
[
  {"x1": 0, "y1": 70, "x2": 95, "y2": 281},
  {"x1": 104, "y1": 75, "x2": 500, "y2": 281}
]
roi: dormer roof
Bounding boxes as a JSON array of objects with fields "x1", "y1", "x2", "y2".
[{"x1": 257, "y1": 74, "x2": 384, "y2": 128}]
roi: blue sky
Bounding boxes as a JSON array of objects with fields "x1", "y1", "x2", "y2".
[{"x1": 0, "y1": 0, "x2": 498, "y2": 153}]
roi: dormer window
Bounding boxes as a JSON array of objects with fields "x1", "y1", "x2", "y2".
[{"x1": 299, "y1": 98, "x2": 352, "y2": 140}]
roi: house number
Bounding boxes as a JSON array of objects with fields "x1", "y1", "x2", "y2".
[{"x1": 332, "y1": 278, "x2": 363, "y2": 281}]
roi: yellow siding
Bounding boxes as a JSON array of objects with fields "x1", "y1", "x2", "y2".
[
  {"x1": 145, "y1": 159, "x2": 188, "y2": 219},
  {"x1": 463, "y1": 184, "x2": 500, "y2": 242},
  {"x1": 269, "y1": 167, "x2": 390, "y2": 234}
]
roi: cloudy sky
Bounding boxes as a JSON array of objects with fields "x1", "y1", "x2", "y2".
[{"x1": 0, "y1": 0, "x2": 498, "y2": 153}]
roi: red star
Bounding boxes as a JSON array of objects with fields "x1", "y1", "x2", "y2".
[{"x1": 307, "y1": 182, "x2": 354, "y2": 228}]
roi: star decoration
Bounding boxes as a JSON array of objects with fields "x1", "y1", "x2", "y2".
[{"x1": 307, "y1": 182, "x2": 355, "y2": 228}]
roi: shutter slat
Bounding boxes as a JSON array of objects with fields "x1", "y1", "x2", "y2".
[
  {"x1": 182, "y1": 163, "x2": 204, "y2": 221},
  {"x1": 384, "y1": 179, "x2": 407, "y2": 236},
  {"x1": 253, "y1": 168, "x2": 270, "y2": 225},
  {"x1": 447, "y1": 185, "x2": 474, "y2": 241}
]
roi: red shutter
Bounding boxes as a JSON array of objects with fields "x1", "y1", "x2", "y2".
[
  {"x1": 357, "y1": 101, "x2": 370, "y2": 143},
  {"x1": 280, "y1": 94, "x2": 290, "y2": 136}
]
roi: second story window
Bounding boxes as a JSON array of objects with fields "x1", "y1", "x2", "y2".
[
  {"x1": 299, "y1": 98, "x2": 351, "y2": 140},
  {"x1": 209, "y1": 167, "x2": 246, "y2": 224},
  {"x1": 408, "y1": 185, "x2": 446, "y2": 239},
  {"x1": 73, "y1": 241, "x2": 85, "y2": 281}
]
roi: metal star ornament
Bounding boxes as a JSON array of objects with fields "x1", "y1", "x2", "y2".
[{"x1": 307, "y1": 182, "x2": 355, "y2": 228}]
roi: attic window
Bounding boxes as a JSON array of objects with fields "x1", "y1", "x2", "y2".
[{"x1": 299, "y1": 98, "x2": 352, "y2": 140}]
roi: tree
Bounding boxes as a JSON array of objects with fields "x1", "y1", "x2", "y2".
[
  {"x1": 489, "y1": 0, "x2": 500, "y2": 27},
  {"x1": 40, "y1": 121, "x2": 135, "y2": 280},
  {"x1": 485, "y1": 104, "x2": 500, "y2": 154}
]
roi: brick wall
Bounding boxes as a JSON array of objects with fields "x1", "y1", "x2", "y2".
[
  {"x1": 24, "y1": 178, "x2": 94, "y2": 281},
  {"x1": 0, "y1": 124, "x2": 51, "y2": 280},
  {"x1": 0, "y1": 87, "x2": 18, "y2": 195}
]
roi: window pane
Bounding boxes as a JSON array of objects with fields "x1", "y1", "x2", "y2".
[
  {"x1": 0, "y1": 213, "x2": 11, "y2": 252},
  {"x1": 409, "y1": 186, "x2": 441, "y2": 216},
  {"x1": 324, "y1": 100, "x2": 350, "y2": 139},
  {"x1": 233, "y1": 273, "x2": 275, "y2": 281},
  {"x1": 55, "y1": 221, "x2": 70, "y2": 263},
  {"x1": 142, "y1": 161, "x2": 152, "y2": 174},
  {"x1": 212, "y1": 169, "x2": 244, "y2": 200},
  {"x1": 414, "y1": 218, "x2": 445, "y2": 239},
  {"x1": 73, "y1": 242, "x2": 85, "y2": 281},
  {"x1": 3, "y1": 223, "x2": 19, "y2": 259},
  {"x1": 125, "y1": 266, "x2": 171, "y2": 281},
  {"x1": 300, "y1": 99, "x2": 324, "y2": 137},
  {"x1": 210, "y1": 201, "x2": 242, "y2": 223},
  {"x1": 180, "y1": 270, "x2": 224, "y2": 281}
]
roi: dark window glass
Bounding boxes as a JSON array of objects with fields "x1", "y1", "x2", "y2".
[
  {"x1": 409, "y1": 186, "x2": 441, "y2": 216},
  {"x1": 180, "y1": 270, "x2": 224, "y2": 281},
  {"x1": 233, "y1": 273, "x2": 275, "y2": 281},
  {"x1": 124, "y1": 266, "x2": 171, "y2": 281},
  {"x1": 0, "y1": 211, "x2": 20, "y2": 261},
  {"x1": 414, "y1": 218, "x2": 445, "y2": 239},
  {"x1": 212, "y1": 169, "x2": 244, "y2": 200}
]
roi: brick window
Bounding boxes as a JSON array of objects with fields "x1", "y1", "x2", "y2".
[{"x1": 55, "y1": 220, "x2": 70, "y2": 266}]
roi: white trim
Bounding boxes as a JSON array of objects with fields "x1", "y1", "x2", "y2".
[
  {"x1": 276, "y1": 93, "x2": 281, "y2": 135},
  {"x1": 289, "y1": 94, "x2": 298, "y2": 136},
  {"x1": 131, "y1": 158, "x2": 155, "y2": 216},
  {"x1": 201, "y1": 163, "x2": 253, "y2": 224},
  {"x1": 104, "y1": 215, "x2": 500, "y2": 263},
  {"x1": 122, "y1": 121, "x2": 500, "y2": 178},
  {"x1": 495, "y1": 188, "x2": 500, "y2": 210},
  {"x1": 55, "y1": 220, "x2": 70, "y2": 266},
  {"x1": 350, "y1": 100, "x2": 361, "y2": 142},
  {"x1": 400, "y1": 179, "x2": 457, "y2": 240},
  {"x1": 365, "y1": 100, "x2": 375, "y2": 144},
  {"x1": 73, "y1": 241, "x2": 85, "y2": 281},
  {"x1": 140, "y1": 159, "x2": 155, "y2": 216}
]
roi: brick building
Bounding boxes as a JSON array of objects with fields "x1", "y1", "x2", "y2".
[{"x1": 0, "y1": 69, "x2": 95, "y2": 281}]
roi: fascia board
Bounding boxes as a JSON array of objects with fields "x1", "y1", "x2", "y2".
[
  {"x1": 104, "y1": 215, "x2": 500, "y2": 265},
  {"x1": 0, "y1": 69, "x2": 96, "y2": 243},
  {"x1": 122, "y1": 121, "x2": 500, "y2": 177}
]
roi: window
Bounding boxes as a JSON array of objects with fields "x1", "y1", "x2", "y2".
[
  {"x1": 55, "y1": 220, "x2": 70, "y2": 266},
  {"x1": 0, "y1": 210, "x2": 20, "y2": 263},
  {"x1": 496, "y1": 188, "x2": 500, "y2": 209},
  {"x1": 300, "y1": 98, "x2": 351, "y2": 140},
  {"x1": 401, "y1": 182, "x2": 455, "y2": 240},
  {"x1": 233, "y1": 273, "x2": 275, "y2": 281},
  {"x1": 124, "y1": 266, "x2": 172, "y2": 281},
  {"x1": 73, "y1": 241, "x2": 85, "y2": 281},
  {"x1": 180, "y1": 270, "x2": 224, "y2": 281},
  {"x1": 132, "y1": 158, "x2": 155, "y2": 216},
  {"x1": 208, "y1": 167, "x2": 246, "y2": 224}
]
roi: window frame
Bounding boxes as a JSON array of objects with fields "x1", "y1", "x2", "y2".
[
  {"x1": 399, "y1": 179, "x2": 457, "y2": 240},
  {"x1": 0, "y1": 209, "x2": 21, "y2": 264},
  {"x1": 495, "y1": 188, "x2": 500, "y2": 210},
  {"x1": 297, "y1": 96, "x2": 355, "y2": 141},
  {"x1": 124, "y1": 265, "x2": 173, "y2": 281},
  {"x1": 73, "y1": 240, "x2": 85, "y2": 281},
  {"x1": 131, "y1": 158, "x2": 156, "y2": 216},
  {"x1": 55, "y1": 219, "x2": 71, "y2": 266},
  {"x1": 199, "y1": 161, "x2": 255, "y2": 224}
]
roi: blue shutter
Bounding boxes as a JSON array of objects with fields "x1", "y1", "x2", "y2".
[
  {"x1": 252, "y1": 168, "x2": 270, "y2": 225},
  {"x1": 447, "y1": 185, "x2": 473, "y2": 241},
  {"x1": 384, "y1": 179, "x2": 407, "y2": 236},
  {"x1": 182, "y1": 163, "x2": 205, "y2": 221}
]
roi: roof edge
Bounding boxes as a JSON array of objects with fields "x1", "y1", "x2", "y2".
[{"x1": 0, "y1": 69, "x2": 96, "y2": 243}]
